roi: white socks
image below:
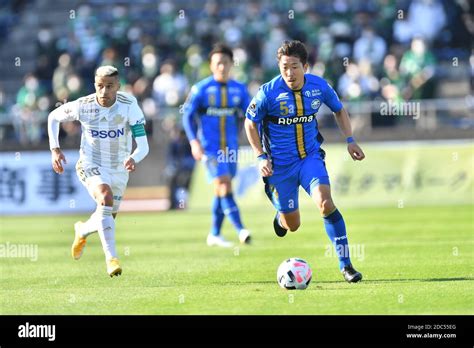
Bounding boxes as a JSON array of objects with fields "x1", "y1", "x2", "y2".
[
  {"x1": 96, "y1": 206, "x2": 117, "y2": 261},
  {"x1": 78, "y1": 212, "x2": 99, "y2": 237}
]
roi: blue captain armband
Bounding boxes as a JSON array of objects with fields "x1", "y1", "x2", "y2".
[{"x1": 131, "y1": 124, "x2": 146, "y2": 137}]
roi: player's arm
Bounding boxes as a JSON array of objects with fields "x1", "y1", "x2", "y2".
[
  {"x1": 325, "y1": 82, "x2": 365, "y2": 161},
  {"x1": 182, "y1": 85, "x2": 204, "y2": 161},
  {"x1": 125, "y1": 100, "x2": 149, "y2": 172},
  {"x1": 244, "y1": 90, "x2": 273, "y2": 177},
  {"x1": 47, "y1": 101, "x2": 79, "y2": 174},
  {"x1": 333, "y1": 108, "x2": 365, "y2": 161}
]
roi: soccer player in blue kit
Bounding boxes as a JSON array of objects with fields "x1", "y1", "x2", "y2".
[
  {"x1": 245, "y1": 41, "x2": 364, "y2": 282},
  {"x1": 183, "y1": 43, "x2": 251, "y2": 247}
]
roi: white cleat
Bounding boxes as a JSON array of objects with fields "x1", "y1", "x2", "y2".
[
  {"x1": 206, "y1": 234, "x2": 233, "y2": 248},
  {"x1": 238, "y1": 229, "x2": 251, "y2": 244}
]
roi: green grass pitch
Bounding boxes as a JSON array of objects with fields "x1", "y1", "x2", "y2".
[{"x1": 0, "y1": 204, "x2": 472, "y2": 314}]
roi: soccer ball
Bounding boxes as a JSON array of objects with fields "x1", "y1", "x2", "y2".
[{"x1": 277, "y1": 258, "x2": 312, "y2": 290}]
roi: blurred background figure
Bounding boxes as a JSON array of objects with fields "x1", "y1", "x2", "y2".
[
  {"x1": 165, "y1": 126, "x2": 195, "y2": 210},
  {"x1": 399, "y1": 37, "x2": 436, "y2": 99},
  {"x1": 152, "y1": 59, "x2": 188, "y2": 107}
]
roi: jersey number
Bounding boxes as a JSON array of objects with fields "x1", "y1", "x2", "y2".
[{"x1": 280, "y1": 101, "x2": 289, "y2": 116}]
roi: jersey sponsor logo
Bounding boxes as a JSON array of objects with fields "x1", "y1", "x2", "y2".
[
  {"x1": 229, "y1": 87, "x2": 241, "y2": 94},
  {"x1": 82, "y1": 108, "x2": 99, "y2": 114},
  {"x1": 206, "y1": 106, "x2": 236, "y2": 117},
  {"x1": 274, "y1": 114, "x2": 315, "y2": 125},
  {"x1": 311, "y1": 99, "x2": 321, "y2": 109},
  {"x1": 206, "y1": 86, "x2": 218, "y2": 93},
  {"x1": 89, "y1": 128, "x2": 125, "y2": 138},
  {"x1": 275, "y1": 92, "x2": 289, "y2": 101},
  {"x1": 311, "y1": 89, "x2": 321, "y2": 96}
]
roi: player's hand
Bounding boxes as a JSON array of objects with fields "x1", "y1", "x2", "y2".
[
  {"x1": 190, "y1": 140, "x2": 204, "y2": 161},
  {"x1": 51, "y1": 148, "x2": 67, "y2": 174},
  {"x1": 259, "y1": 159, "x2": 273, "y2": 177},
  {"x1": 124, "y1": 157, "x2": 136, "y2": 172},
  {"x1": 348, "y1": 143, "x2": 365, "y2": 161}
]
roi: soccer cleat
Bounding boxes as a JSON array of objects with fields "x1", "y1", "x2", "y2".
[
  {"x1": 206, "y1": 234, "x2": 233, "y2": 248},
  {"x1": 107, "y1": 258, "x2": 122, "y2": 277},
  {"x1": 71, "y1": 222, "x2": 87, "y2": 260},
  {"x1": 238, "y1": 229, "x2": 251, "y2": 244},
  {"x1": 273, "y1": 213, "x2": 288, "y2": 237},
  {"x1": 341, "y1": 264, "x2": 363, "y2": 283}
]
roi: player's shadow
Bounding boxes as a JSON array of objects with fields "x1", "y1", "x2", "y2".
[
  {"x1": 315, "y1": 277, "x2": 473, "y2": 284},
  {"x1": 222, "y1": 277, "x2": 473, "y2": 286}
]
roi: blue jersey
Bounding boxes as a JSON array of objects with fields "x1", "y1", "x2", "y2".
[
  {"x1": 183, "y1": 76, "x2": 250, "y2": 155},
  {"x1": 245, "y1": 74, "x2": 343, "y2": 166}
]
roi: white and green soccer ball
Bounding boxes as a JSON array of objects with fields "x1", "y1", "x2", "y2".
[{"x1": 277, "y1": 258, "x2": 312, "y2": 290}]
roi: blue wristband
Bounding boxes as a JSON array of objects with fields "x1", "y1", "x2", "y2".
[
  {"x1": 346, "y1": 136, "x2": 355, "y2": 144},
  {"x1": 257, "y1": 153, "x2": 268, "y2": 161}
]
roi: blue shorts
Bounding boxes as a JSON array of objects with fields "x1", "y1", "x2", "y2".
[
  {"x1": 264, "y1": 149, "x2": 330, "y2": 213},
  {"x1": 203, "y1": 153, "x2": 237, "y2": 181}
]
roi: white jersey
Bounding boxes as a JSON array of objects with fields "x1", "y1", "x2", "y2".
[{"x1": 54, "y1": 92, "x2": 146, "y2": 169}]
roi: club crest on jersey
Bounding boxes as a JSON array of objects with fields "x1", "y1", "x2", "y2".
[
  {"x1": 232, "y1": 95, "x2": 241, "y2": 105},
  {"x1": 311, "y1": 99, "x2": 321, "y2": 109},
  {"x1": 113, "y1": 114, "x2": 124, "y2": 125}
]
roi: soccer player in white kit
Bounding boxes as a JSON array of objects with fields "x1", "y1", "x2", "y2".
[{"x1": 47, "y1": 66, "x2": 149, "y2": 277}]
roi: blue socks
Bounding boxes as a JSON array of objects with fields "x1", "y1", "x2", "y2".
[
  {"x1": 323, "y1": 208, "x2": 351, "y2": 270},
  {"x1": 220, "y1": 193, "x2": 244, "y2": 232},
  {"x1": 211, "y1": 196, "x2": 225, "y2": 236}
]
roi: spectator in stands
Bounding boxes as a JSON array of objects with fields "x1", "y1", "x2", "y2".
[
  {"x1": 399, "y1": 37, "x2": 436, "y2": 99},
  {"x1": 14, "y1": 74, "x2": 47, "y2": 145},
  {"x1": 353, "y1": 25, "x2": 387, "y2": 68},
  {"x1": 393, "y1": 0, "x2": 447, "y2": 45},
  {"x1": 52, "y1": 53, "x2": 75, "y2": 102},
  {"x1": 152, "y1": 60, "x2": 188, "y2": 107}
]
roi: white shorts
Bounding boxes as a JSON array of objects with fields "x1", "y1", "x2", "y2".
[{"x1": 76, "y1": 160, "x2": 129, "y2": 213}]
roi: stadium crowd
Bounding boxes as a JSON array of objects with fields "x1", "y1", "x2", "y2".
[{"x1": 0, "y1": 0, "x2": 471, "y2": 145}]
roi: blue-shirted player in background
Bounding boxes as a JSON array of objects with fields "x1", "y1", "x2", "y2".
[
  {"x1": 183, "y1": 43, "x2": 251, "y2": 247},
  {"x1": 245, "y1": 40, "x2": 364, "y2": 282}
]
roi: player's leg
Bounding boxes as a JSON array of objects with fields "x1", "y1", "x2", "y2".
[
  {"x1": 204, "y1": 156, "x2": 250, "y2": 246},
  {"x1": 210, "y1": 177, "x2": 225, "y2": 237},
  {"x1": 203, "y1": 155, "x2": 230, "y2": 247},
  {"x1": 100, "y1": 170, "x2": 129, "y2": 277},
  {"x1": 311, "y1": 184, "x2": 362, "y2": 282},
  {"x1": 215, "y1": 173, "x2": 251, "y2": 244},
  {"x1": 278, "y1": 210, "x2": 300, "y2": 232},
  {"x1": 264, "y1": 171, "x2": 300, "y2": 237},
  {"x1": 74, "y1": 212, "x2": 117, "y2": 240},
  {"x1": 91, "y1": 183, "x2": 121, "y2": 276},
  {"x1": 301, "y1": 154, "x2": 362, "y2": 282},
  {"x1": 72, "y1": 162, "x2": 102, "y2": 260}
]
